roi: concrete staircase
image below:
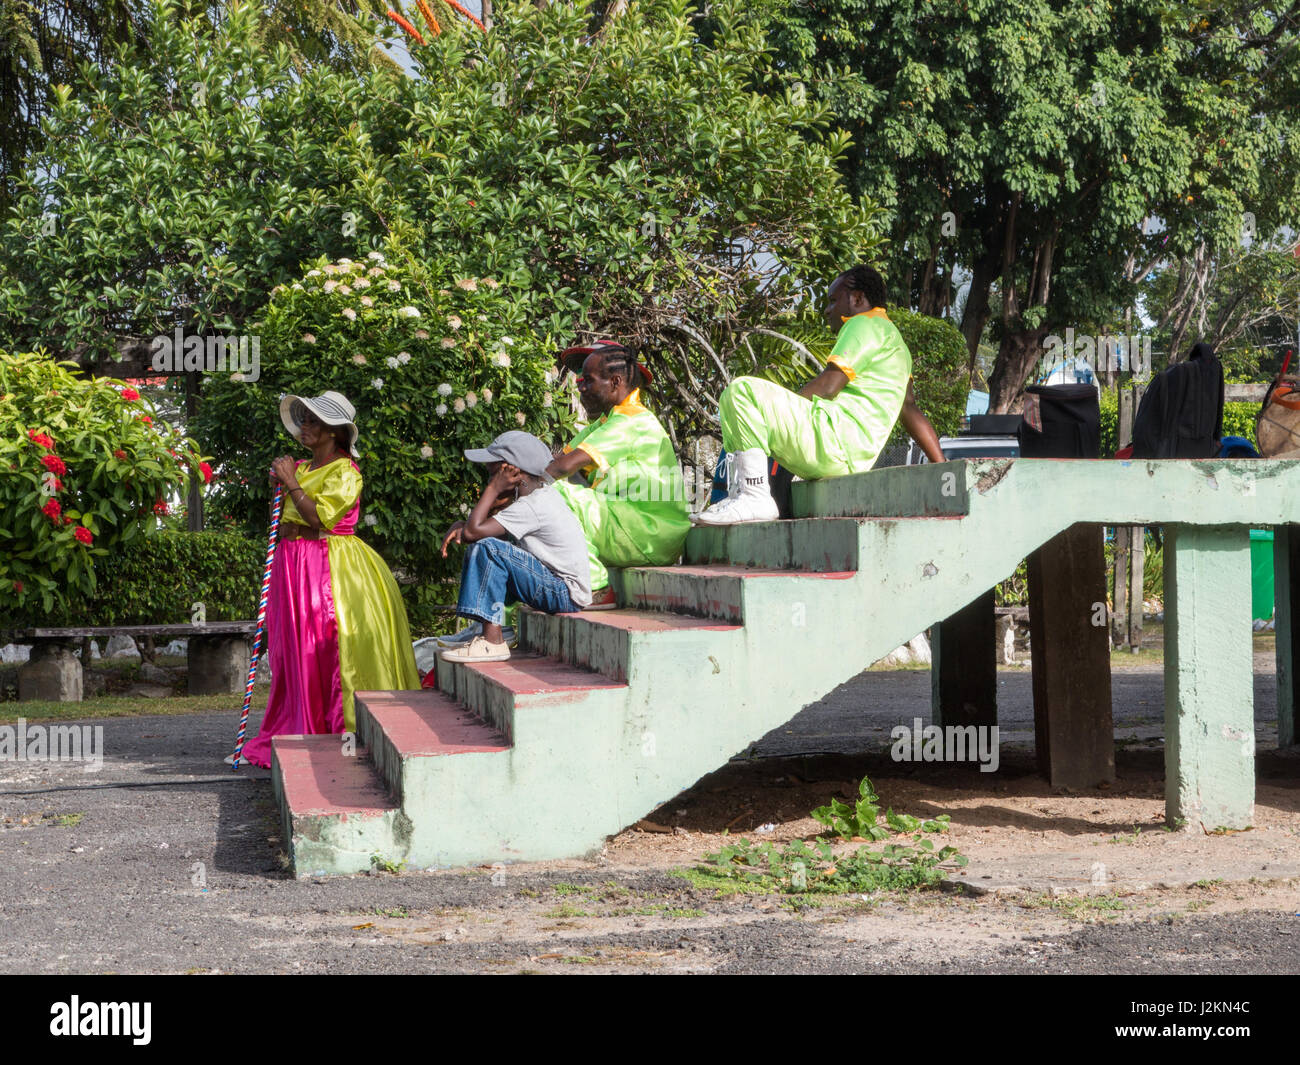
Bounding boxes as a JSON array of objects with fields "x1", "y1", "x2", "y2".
[{"x1": 273, "y1": 458, "x2": 1300, "y2": 876}]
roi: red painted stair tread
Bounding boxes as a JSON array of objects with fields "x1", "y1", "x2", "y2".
[
  {"x1": 551, "y1": 608, "x2": 740, "y2": 632},
  {"x1": 465, "y1": 653, "x2": 627, "y2": 693},
  {"x1": 362, "y1": 690, "x2": 510, "y2": 756},
  {"x1": 274, "y1": 735, "x2": 395, "y2": 816}
]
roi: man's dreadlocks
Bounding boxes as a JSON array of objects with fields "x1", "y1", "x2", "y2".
[{"x1": 837, "y1": 265, "x2": 888, "y2": 309}]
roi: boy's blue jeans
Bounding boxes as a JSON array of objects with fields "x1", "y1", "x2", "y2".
[{"x1": 457, "y1": 537, "x2": 577, "y2": 625}]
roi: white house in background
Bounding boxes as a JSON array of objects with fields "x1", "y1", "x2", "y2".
[{"x1": 1036, "y1": 356, "x2": 1097, "y2": 388}]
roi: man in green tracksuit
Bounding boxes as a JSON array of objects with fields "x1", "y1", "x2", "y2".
[
  {"x1": 695, "y1": 265, "x2": 916, "y2": 525},
  {"x1": 546, "y1": 340, "x2": 691, "y2": 607}
]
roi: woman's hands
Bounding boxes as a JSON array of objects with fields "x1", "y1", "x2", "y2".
[{"x1": 270, "y1": 456, "x2": 300, "y2": 491}]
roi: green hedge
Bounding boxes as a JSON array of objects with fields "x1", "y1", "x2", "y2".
[
  {"x1": 1099, "y1": 391, "x2": 1258, "y2": 455},
  {"x1": 887, "y1": 308, "x2": 969, "y2": 447},
  {"x1": 7, "y1": 530, "x2": 264, "y2": 628}
]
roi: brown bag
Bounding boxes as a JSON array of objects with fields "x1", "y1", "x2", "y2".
[{"x1": 1257, "y1": 356, "x2": 1300, "y2": 458}]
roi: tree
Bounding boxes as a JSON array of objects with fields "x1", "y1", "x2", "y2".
[
  {"x1": 380, "y1": 0, "x2": 882, "y2": 443},
  {"x1": 0, "y1": 0, "x2": 423, "y2": 218},
  {"x1": 0, "y1": 0, "x2": 881, "y2": 447},
  {"x1": 0, "y1": 0, "x2": 410, "y2": 370},
  {"x1": 768, "y1": 0, "x2": 1300, "y2": 411}
]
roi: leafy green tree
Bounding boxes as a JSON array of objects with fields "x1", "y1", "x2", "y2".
[
  {"x1": 767, "y1": 0, "x2": 1300, "y2": 411},
  {"x1": 1140, "y1": 239, "x2": 1300, "y2": 375},
  {"x1": 0, "y1": 0, "x2": 419, "y2": 370},
  {"x1": 0, "y1": 0, "x2": 419, "y2": 218},
  {"x1": 0, "y1": 0, "x2": 879, "y2": 447},
  {"x1": 378, "y1": 0, "x2": 881, "y2": 443}
]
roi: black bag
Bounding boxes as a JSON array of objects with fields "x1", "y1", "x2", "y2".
[
  {"x1": 1017, "y1": 384, "x2": 1101, "y2": 458},
  {"x1": 1130, "y1": 343, "x2": 1223, "y2": 459}
]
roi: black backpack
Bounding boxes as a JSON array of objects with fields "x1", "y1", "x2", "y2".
[
  {"x1": 1018, "y1": 384, "x2": 1101, "y2": 458},
  {"x1": 1130, "y1": 344, "x2": 1224, "y2": 459}
]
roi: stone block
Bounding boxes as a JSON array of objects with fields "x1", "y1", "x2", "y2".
[
  {"x1": 18, "y1": 643, "x2": 83, "y2": 702},
  {"x1": 188, "y1": 634, "x2": 251, "y2": 695}
]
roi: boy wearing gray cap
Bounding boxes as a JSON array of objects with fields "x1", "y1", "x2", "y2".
[{"x1": 438, "y1": 430, "x2": 593, "y2": 662}]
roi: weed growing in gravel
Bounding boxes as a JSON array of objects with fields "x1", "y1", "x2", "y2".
[
  {"x1": 1020, "y1": 892, "x2": 1128, "y2": 921},
  {"x1": 693, "y1": 836, "x2": 966, "y2": 895},
  {"x1": 1108, "y1": 825, "x2": 1143, "y2": 844},
  {"x1": 369, "y1": 853, "x2": 406, "y2": 874},
  {"x1": 687, "y1": 776, "x2": 967, "y2": 896},
  {"x1": 810, "y1": 777, "x2": 951, "y2": 841}
]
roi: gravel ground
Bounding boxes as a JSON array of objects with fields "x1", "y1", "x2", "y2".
[{"x1": 1, "y1": 665, "x2": 1298, "y2": 975}]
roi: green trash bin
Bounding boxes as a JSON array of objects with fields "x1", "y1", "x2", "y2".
[{"x1": 1250, "y1": 529, "x2": 1274, "y2": 622}]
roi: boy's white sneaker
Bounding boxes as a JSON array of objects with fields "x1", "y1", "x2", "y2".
[
  {"x1": 440, "y1": 636, "x2": 511, "y2": 663},
  {"x1": 437, "y1": 622, "x2": 516, "y2": 648}
]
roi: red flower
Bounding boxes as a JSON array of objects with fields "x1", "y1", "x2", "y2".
[
  {"x1": 42, "y1": 498, "x2": 61, "y2": 520},
  {"x1": 74, "y1": 527, "x2": 93, "y2": 545},
  {"x1": 27, "y1": 429, "x2": 54, "y2": 449},
  {"x1": 12, "y1": 580, "x2": 23, "y2": 594},
  {"x1": 113, "y1": 449, "x2": 127, "y2": 460},
  {"x1": 199, "y1": 461, "x2": 213, "y2": 484},
  {"x1": 121, "y1": 387, "x2": 140, "y2": 402},
  {"x1": 47, "y1": 477, "x2": 64, "y2": 492},
  {"x1": 40, "y1": 454, "x2": 67, "y2": 475},
  {"x1": 63, "y1": 514, "x2": 73, "y2": 525},
  {"x1": 153, "y1": 500, "x2": 168, "y2": 516},
  {"x1": 140, "y1": 416, "x2": 153, "y2": 425}
]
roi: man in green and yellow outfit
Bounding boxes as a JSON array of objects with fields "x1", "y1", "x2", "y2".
[
  {"x1": 695, "y1": 265, "x2": 917, "y2": 525},
  {"x1": 546, "y1": 340, "x2": 691, "y2": 606}
]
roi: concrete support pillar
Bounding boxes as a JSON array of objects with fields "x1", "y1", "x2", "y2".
[
  {"x1": 188, "y1": 634, "x2": 251, "y2": 695},
  {"x1": 1275, "y1": 525, "x2": 1300, "y2": 748},
  {"x1": 1164, "y1": 524, "x2": 1255, "y2": 830},
  {"x1": 930, "y1": 590, "x2": 997, "y2": 729},
  {"x1": 1027, "y1": 523, "x2": 1115, "y2": 788},
  {"x1": 18, "y1": 642, "x2": 83, "y2": 702}
]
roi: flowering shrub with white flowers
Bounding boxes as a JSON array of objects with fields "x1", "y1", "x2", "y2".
[{"x1": 193, "y1": 249, "x2": 572, "y2": 623}]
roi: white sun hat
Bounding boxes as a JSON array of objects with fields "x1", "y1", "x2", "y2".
[{"x1": 279, "y1": 390, "x2": 360, "y2": 459}]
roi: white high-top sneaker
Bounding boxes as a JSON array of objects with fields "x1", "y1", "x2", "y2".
[{"x1": 694, "y1": 448, "x2": 779, "y2": 525}]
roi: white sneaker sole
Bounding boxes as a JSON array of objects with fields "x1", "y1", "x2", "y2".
[{"x1": 439, "y1": 646, "x2": 511, "y2": 663}]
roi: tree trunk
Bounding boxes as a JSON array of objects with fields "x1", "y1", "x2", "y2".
[
  {"x1": 959, "y1": 260, "x2": 995, "y2": 368},
  {"x1": 987, "y1": 327, "x2": 1050, "y2": 413}
]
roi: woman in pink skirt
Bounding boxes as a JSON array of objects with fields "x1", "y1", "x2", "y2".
[{"x1": 234, "y1": 390, "x2": 419, "y2": 768}]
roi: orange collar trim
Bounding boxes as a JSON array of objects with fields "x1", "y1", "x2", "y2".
[
  {"x1": 840, "y1": 307, "x2": 890, "y2": 323},
  {"x1": 611, "y1": 389, "x2": 646, "y2": 417}
]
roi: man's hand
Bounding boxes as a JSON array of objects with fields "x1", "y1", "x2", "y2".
[
  {"x1": 487, "y1": 462, "x2": 524, "y2": 497},
  {"x1": 440, "y1": 521, "x2": 467, "y2": 557}
]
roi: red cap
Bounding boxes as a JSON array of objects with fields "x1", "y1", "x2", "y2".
[{"x1": 559, "y1": 340, "x2": 653, "y2": 386}]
